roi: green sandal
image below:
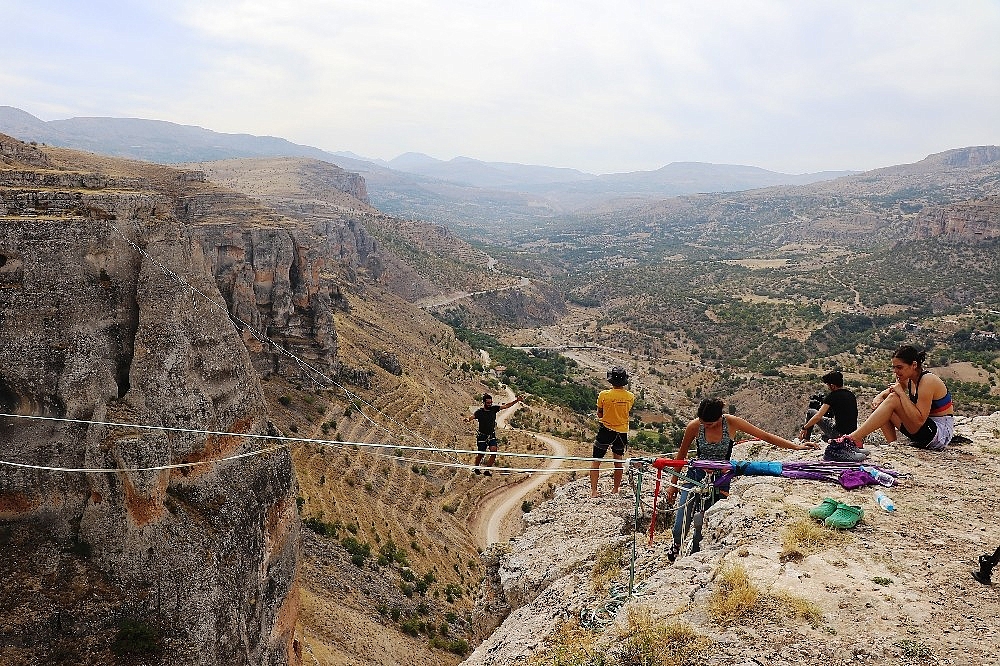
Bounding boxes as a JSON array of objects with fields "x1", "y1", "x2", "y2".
[
  {"x1": 824, "y1": 503, "x2": 864, "y2": 530},
  {"x1": 809, "y1": 497, "x2": 840, "y2": 521}
]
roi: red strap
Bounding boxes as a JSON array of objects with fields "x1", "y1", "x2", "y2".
[
  {"x1": 647, "y1": 467, "x2": 663, "y2": 546},
  {"x1": 652, "y1": 457, "x2": 686, "y2": 471}
]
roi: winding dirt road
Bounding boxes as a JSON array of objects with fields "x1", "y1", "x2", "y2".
[
  {"x1": 466, "y1": 431, "x2": 568, "y2": 548},
  {"x1": 465, "y1": 377, "x2": 570, "y2": 548}
]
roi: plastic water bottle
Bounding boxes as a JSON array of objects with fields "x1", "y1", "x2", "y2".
[
  {"x1": 860, "y1": 465, "x2": 896, "y2": 487},
  {"x1": 875, "y1": 491, "x2": 895, "y2": 512}
]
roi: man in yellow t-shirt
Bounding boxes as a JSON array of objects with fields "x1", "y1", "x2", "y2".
[{"x1": 590, "y1": 366, "x2": 635, "y2": 497}]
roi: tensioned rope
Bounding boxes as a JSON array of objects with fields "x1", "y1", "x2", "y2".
[
  {"x1": 0, "y1": 412, "x2": 648, "y2": 475},
  {"x1": 103, "y1": 219, "x2": 462, "y2": 465}
]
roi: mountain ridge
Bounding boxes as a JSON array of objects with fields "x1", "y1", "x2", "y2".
[{"x1": 0, "y1": 106, "x2": 854, "y2": 206}]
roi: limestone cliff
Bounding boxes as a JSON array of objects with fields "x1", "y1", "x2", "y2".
[
  {"x1": 914, "y1": 197, "x2": 1000, "y2": 240},
  {"x1": 0, "y1": 135, "x2": 301, "y2": 665}
]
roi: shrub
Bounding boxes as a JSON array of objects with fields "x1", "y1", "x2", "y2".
[
  {"x1": 429, "y1": 636, "x2": 470, "y2": 656},
  {"x1": 780, "y1": 518, "x2": 850, "y2": 561},
  {"x1": 400, "y1": 617, "x2": 421, "y2": 637},
  {"x1": 302, "y1": 517, "x2": 340, "y2": 538},
  {"x1": 341, "y1": 536, "x2": 371, "y2": 567},
  {"x1": 708, "y1": 563, "x2": 822, "y2": 628}
]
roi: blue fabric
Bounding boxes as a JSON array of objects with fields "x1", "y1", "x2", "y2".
[{"x1": 742, "y1": 461, "x2": 783, "y2": 476}]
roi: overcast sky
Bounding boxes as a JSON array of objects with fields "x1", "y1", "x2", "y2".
[{"x1": 2, "y1": 0, "x2": 999, "y2": 174}]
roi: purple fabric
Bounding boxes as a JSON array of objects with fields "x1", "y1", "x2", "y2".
[
  {"x1": 839, "y1": 469, "x2": 878, "y2": 489},
  {"x1": 782, "y1": 469, "x2": 839, "y2": 481},
  {"x1": 685, "y1": 458, "x2": 899, "y2": 487}
]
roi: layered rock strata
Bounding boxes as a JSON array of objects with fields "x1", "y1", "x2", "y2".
[{"x1": 0, "y1": 135, "x2": 302, "y2": 665}]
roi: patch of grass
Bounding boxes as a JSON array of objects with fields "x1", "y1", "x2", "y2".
[
  {"x1": 612, "y1": 606, "x2": 713, "y2": 666},
  {"x1": 529, "y1": 609, "x2": 712, "y2": 666},
  {"x1": 708, "y1": 563, "x2": 823, "y2": 628},
  {"x1": 707, "y1": 564, "x2": 761, "y2": 625},
  {"x1": 894, "y1": 639, "x2": 933, "y2": 659},
  {"x1": 591, "y1": 542, "x2": 626, "y2": 593},
  {"x1": 780, "y1": 518, "x2": 850, "y2": 561},
  {"x1": 527, "y1": 621, "x2": 600, "y2": 666},
  {"x1": 772, "y1": 592, "x2": 824, "y2": 628},
  {"x1": 872, "y1": 576, "x2": 893, "y2": 586}
]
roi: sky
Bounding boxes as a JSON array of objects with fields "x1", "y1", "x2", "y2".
[{"x1": 2, "y1": 0, "x2": 999, "y2": 175}]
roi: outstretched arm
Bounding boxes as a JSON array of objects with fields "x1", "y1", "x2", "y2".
[
  {"x1": 731, "y1": 416, "x2": 818, "y2": 450},
  {"x1": 799, "y1": 403, "x2": 830, "y2": 438},
  {"x1": 501, "y1": 396, "x2": 522, "y2": 409}
]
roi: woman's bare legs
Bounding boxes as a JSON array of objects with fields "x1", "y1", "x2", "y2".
[
  {"x1": 849, "y1": 393, "x2": 907, "y2": 442},
  {"x1": 880, "y1": 422, "x2": 898, "y2": 443}
]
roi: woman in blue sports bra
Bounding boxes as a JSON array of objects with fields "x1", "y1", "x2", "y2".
[
  {"x1": 665, "y1": 397, "x2": 817, "y2": 561},
  {"x1": 830, "y1": 345, "x2": 955, "y2": 451}
]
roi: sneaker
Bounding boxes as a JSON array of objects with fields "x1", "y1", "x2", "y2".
[
  {"x1": 972, "y1": 570, "x2": 993, "y2": 585},
  {"x1": 830, "y1": 434, "x2": 860, "y2": 448},
  {"x1": 824, "y1": 503, "x2": 864, "y2": 529},
  {"x1": 666, "y1": 543, "x2": 679, "y2": 563},
  {"x1": 808, "y1": 497, "x2": 840, "y2": 521},
  {"x1": 823, "y1": 440, "x2": 869, "y2": 463},
  {"x1": 483, "y1": 470, "x2": 492, "y2": 477},
  {"x1": 474, "y1": 469, "x2": 482, "y2": 475}
]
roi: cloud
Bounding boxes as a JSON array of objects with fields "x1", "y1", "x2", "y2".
[{"x1": 3, "y1": 0, "x2": 999, "y2": 173}]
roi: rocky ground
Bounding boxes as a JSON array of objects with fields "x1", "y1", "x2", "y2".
[{"x1": 463, "y1": 413, "x2": 1000, "y2": 666}]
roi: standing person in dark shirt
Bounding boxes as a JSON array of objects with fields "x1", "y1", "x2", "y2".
[
  {"x1": 467, "y1": 393, "x2": 521, "y2": 475},
  {"x1": 799, "y1": 371, "x2": 858, "y2": 443}
]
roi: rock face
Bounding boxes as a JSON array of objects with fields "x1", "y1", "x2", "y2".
[
  {"x1": 914, "y1": 198, "x2": 1000, "y2": 240},
  {"x1": 0, "y1": 135, "x2": 300, "y2": 664},
  {"x1": 464, "y1": 414, "x2": 1000, "y2": 666}
]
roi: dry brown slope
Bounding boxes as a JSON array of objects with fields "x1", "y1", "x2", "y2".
[{"x1": 274, "y1": 286, "x2": 559, "y2": 663}]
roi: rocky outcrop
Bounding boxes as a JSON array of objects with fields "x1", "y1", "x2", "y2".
[
  {"x1": 921, "y1": 145, "x2": 1000, "y2": 169},
  {"x1": 914, "y1": 198, "x2": 1000, "y2": 240},
  {"x1": 469, "y1": 281, "x2": 567, "y2": 328},
  {"x1": 0, "y1": 136, "x2": 300, "y2": 664},
  {"x1": 464, "y1": 414, "x2": 1000, "y2": 666}
]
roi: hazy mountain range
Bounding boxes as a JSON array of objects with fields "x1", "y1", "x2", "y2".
[{"x1": 0, "y1": 106, "x2": 854, "y2": 215}]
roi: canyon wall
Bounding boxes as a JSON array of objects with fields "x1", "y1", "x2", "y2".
[{"x1": 0, "y1": 135, "x2": 303, "y2": 665}]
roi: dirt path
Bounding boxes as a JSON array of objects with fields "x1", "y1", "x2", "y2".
[
  {"x1": 466, "y1": 431, "x2": 568, "y2": 548},
  {"x1": 415, "y1": 276, "x2": 530, "y2": 309},
  {"x1": 465, "y1": 377, "x2": 571, "y2": 548}
]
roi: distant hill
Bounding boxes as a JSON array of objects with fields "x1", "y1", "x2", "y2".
[
  {"x1": 0, "y1": 105, "x2": 340, "y2": 164},
  {"x1": 0, "y1": 106, "x2": 856, "y2": 231}
]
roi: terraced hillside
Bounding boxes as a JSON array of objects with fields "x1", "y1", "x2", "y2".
[{"x1": 260, "y1": 287, "x2": 572, "y2": 664}]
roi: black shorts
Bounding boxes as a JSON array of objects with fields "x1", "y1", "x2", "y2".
[
  {"x1": 900, "y1": 419, "x2": 937, "y2": 447},
  {"x1": 593, "y1": 425, "x2": 627, "y2": 458},
  {"x1": 476, "y1": 433, "x2": 498, "y2": 452}
]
